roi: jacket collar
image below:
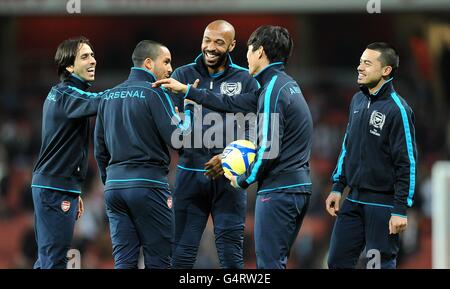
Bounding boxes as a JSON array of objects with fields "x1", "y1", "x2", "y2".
[
  {"x1": 64, "y1": 73, "x2": 92, "y2": 91},
  {"x1": 194, "y1": 53, "x2": 235, "y2": 79},
  {"x1": 254, "y1": 62, "x2": 285, "y2": 86},
  {"x1": 128, "y1": 67, "x2": 157, "y2": 82},
  {"x1": 360, "y1": 77, "x2": 394, "y2": 100}
]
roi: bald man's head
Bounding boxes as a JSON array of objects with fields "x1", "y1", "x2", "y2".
[
  {"x1": 201, "y1": 20, "x2": 236, "y2": 72},
  {"x1": 205, "y1": 20, "x2": 235, "y2": 42}
]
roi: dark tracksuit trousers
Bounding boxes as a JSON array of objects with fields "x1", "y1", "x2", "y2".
[
  {"x1": 255, "y1": 192, "x2": 310, "y2": 269},
  {"x1": 172, "y1": 168, "x2": 246, "y2": 268},
  {"x1": 328, "y1": 190, "x2": 400, "y2": 269},
  {"x1": 32, "y1": 187, "x2": 79, "y2": 269},
  {"x1": 104, "y1": 187, "x2": 173, "y2": 269}
]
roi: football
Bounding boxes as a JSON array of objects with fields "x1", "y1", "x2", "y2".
[{"x1": 221, "y1": 140, "x2": 256, "y2": 176}]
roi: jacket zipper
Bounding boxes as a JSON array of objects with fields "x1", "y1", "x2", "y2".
[
  {"x1": 210, "y1": 81, "x2": 213, "y2": 90},
  {"x1": 77, "y1": 149, "x2": 85, "y2": 174},
  {"x1": 356, "y1": 96, "x2": 371, "y2": 188}
]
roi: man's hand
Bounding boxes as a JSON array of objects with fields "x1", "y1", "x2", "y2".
[
  {"x1": 153, "y1": 78, "x2": 200, "y2": 94},
  {"x1": 76, "y1": 196, "x2": 84, "y2": 220},
  {"x1": 184, "y1": 99, "x2": 198, "y2": 106},
  {"x1": 325, "y1": 192, "x2": 342, "y2": 217},
  {"x1": 191, "y1": 79, "x2": 200, "y2": 88},
  {"x1": 204, "y1": 154, "x2": 224, "y2": 179},
  {"x1": 224, "y1": 171, "x2": 238, "y2": 188},
  {"x1": 153, "y1": 78, "x2": 187, "y2": 94},
  {"x1": 389, "y1": 215, "x2": 407, "y2": 234}
]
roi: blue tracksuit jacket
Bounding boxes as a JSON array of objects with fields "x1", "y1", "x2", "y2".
[
  {"x1": 32, "y1": 74, "x2": 105, "y2": 194},
  {"x1": 171, "y1": 53, "x2": 260, "y2": 170},
  {"x1": 331, "y1": 78, "x2": 417, "y2": 216},
  {"x1": 94, "y1": 67, "x2": 191, "y2": 191},
  {"x1": 185, "y1": 62, "x2": 313, "y2": 194}
]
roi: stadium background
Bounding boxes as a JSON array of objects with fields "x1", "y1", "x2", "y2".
[{"x1": 0, "y1": 0, "x2": 448, "y2": 268}]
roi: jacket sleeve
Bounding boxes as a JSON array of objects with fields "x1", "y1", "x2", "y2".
[
  {"x1": 331, "y1": 126, "x2": 349, "y2": 194},
  {"x1": 61, "y1": 86, "x2": 110, "y2": 118},
  {"x1": 148, "y1": 89, "x2": 192, "y2": 150},
  {"x1": 244, "y1": 77, "x2": 261, "y2": 93},
  {"x1": 389, "y1": 105, "x2": 417, "y2": 217},
  {"x1": 330, "y1": 98, "x2": 356, "y2": 194},
  {"x1": 170, "y1": 69, "x2": 185, "y2": 113},
  {"x1": 236, "y1": 75, "x2": 285, "y2": 189},
  {"x1": 94, "y1": 108, "x2": 110, "y2": 185},
  {"x1": 186, "y1": 86, "x2": 259, "y2": 113}
]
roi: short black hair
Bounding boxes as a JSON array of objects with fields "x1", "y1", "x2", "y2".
[
  {"x1": 366, "y1": 42, "x2": 399, "y2": 77},
  {"x1": 132, "y1": 40, "x2": 165, "y2": 67},
  {"x1": 55, "y1": 36, "x2": 93, "y2": 81},
  {"x1": 247, "y1": 25, "x2": 293, "y2": 63}
]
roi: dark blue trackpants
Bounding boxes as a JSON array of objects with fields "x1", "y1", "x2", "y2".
[
  {"x1": 254, "y1": 192, "x2": 310, "y2": 269},
  {"x1": 327, "y1": 198, "x2": 400, "y2": 269},
  {"x1": 104, "y1": 187, "x2": 174, "y2": 269},
  {"x1": 32, "y1": 187, "x2": 79, "y2": 269},
  {"x1": 172, "y1": 168, "x2": 246, "y2": 269}
]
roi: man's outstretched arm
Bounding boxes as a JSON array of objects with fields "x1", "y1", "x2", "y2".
[{"x1": 153, "y1": 78, "x2": 258, "y2": 113}]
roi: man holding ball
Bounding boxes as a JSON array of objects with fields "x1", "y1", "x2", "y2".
[{"x1": 155, "y1": 25, "x2": 314, "y2": 269}]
